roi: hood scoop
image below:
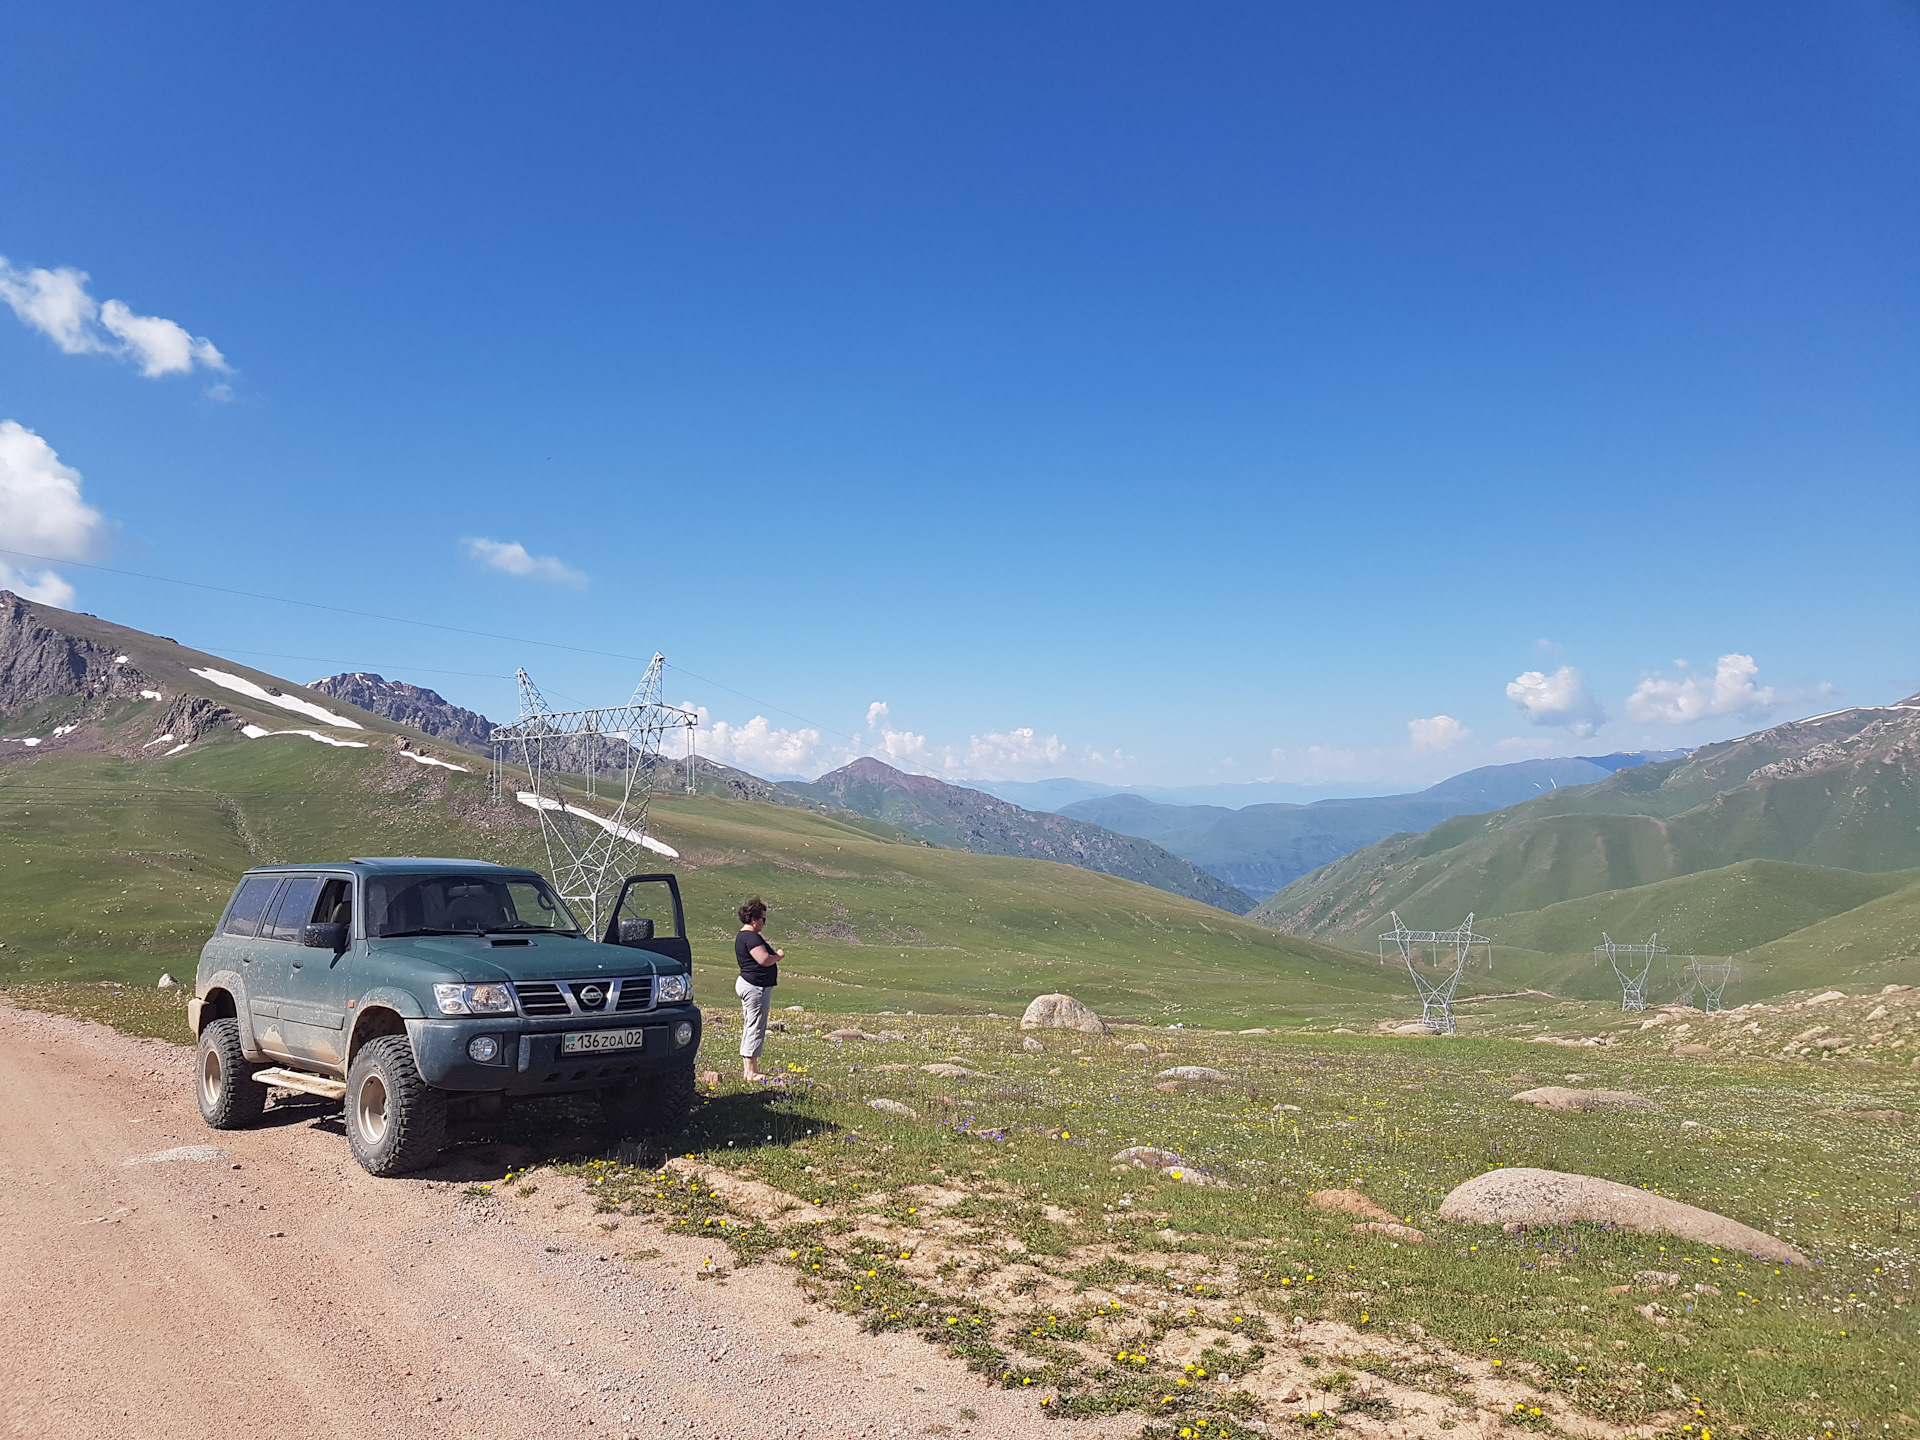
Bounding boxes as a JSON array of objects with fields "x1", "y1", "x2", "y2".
[{"x1": 489, "y1": 937, "x2": 531, "y2": 947}]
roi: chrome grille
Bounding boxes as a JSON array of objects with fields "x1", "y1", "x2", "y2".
[
  {"x1": 512, "y1": 978, "x2": 653, "y2": 1018},
  {"x1": 514, "y1": 981, "x2": 570, "y2": 1017}
]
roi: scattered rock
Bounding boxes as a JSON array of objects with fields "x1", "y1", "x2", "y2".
[
  {"x1": 699, "y1": 1071, "x2": 721, "y2": 1087},
  {"x1": 1641, "y1": 1013, "x2": 1673, "y2": 1029},
  {"x1": 1866, "y1": 1005, "x2": 1890, "y2": 1022},
  {"x1": 1673, "y1": 1044, "x2": 1715, "y2": 1056},
  {"x1": 1021, "y1": 1036, "x2": 1046, "y2": 1053},
  {"x1": 1633, "y1": 1270, "x2": 1682, "y2": 1289},
  {"x1": 1156, "y1": 1066, "x2": 1231, "y2": 1083},
  {"x1": 1509, "y1": 1086, "x2": 1655, "y2": 1112},
  {"x1": 825, "y1": 1027, "x2": 877, "y2": 1042},
  {"x1": 784, "y1": 1004, "x2": 804, "y2": 1012},
  {"x1": 1111, "y1": 1146, "x2": 1221, "y2": 1185},
  {"x1": 1123, "y1": 1042, "x2": 1149, "y2": 1054},
  {"x1": 869, "y1": 1099, "x2": 918, "y2": 1120},
  {"x1": 1020, "y1": 993, "x2": 1110, "y2": 1035},
  {"x1": 1805, "y1": 990, "x2": 1847, "y2": 1006},
  {"x1": 1694, "y1": 1282, "x2": 1721, "y2": 1297},
  {"x1": 124, "y1": 1145, "x2": 227, "y2": 1165},
  {"x1": 156, "y1": 974, "x2": 178, "y2": 989},
  {"x1": 1309, "y1": 1189, "x2": 1397, "y2": 1224},
  {"x1": 1352, "y1": 1220, "x2": 1428, "y2": 1244},
  {"x1": 920, "y1": 1063, "x2": 982, "y2": 1080},
  {"x1": 1438, "y1": 1167, "x2": 1809, "y2": 1265},
  {"x1": 1237, "y1": 1028, "x2": 1271, "y2": 1035}
]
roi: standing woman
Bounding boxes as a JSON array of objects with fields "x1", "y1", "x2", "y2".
[{"x1": 734, "y1": 897, "x2": 783, "y2": 1084}]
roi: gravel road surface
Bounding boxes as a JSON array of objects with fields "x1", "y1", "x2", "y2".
[{"x1": 0, "y1": 1001, "x2": 1108, "y2": 1440}]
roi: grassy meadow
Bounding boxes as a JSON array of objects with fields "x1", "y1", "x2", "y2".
[
  {"x1": 0, "y1": 738, "x2": 1400, "y2": 1027},
  {"x1": 563, "y1": 1013, "x2": 1913, "y2": 1439}
]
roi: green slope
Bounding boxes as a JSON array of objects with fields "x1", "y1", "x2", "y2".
[
  {"x1": 0, "y1": 738, "x2": 1395, "y2": 1028},
  {"x1": 1255, "y1": 700, "x2": 1920, "y2": 950}
]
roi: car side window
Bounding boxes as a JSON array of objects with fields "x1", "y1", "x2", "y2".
[
  {"x1": 316, "y1": 877, "x2": 352, "y2": 934},
  {"x1": 261, "y1": 875, "x2": 326, "y2": 943},
  {"x1": 222, "y1": 877, "x2": 282, "y2": 937}
]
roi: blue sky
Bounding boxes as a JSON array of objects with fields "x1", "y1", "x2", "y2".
[{"x1": 2, "y1": 3, "x2": 1916, "y2": 791}]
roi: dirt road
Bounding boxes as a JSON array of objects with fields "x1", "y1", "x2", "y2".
[{"x1": 0, "y1": 1001, "x2": 1102, "y2": 1440}]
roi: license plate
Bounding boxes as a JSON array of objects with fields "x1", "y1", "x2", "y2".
[{"x1": 561, "y1": 1027, "x2": 646, "y2": 1055}]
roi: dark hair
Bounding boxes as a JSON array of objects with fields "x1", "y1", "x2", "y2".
[{"x1": 738, "y1": 896, "x2": 767, "y2": 925}]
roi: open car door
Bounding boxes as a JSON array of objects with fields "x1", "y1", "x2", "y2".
[{"x1": 601, "y1": 874, "x2": 692, "y2": 967}]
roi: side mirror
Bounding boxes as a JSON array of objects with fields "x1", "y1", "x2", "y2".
[
  {"x1": 617, "y1": 916, "x2": 655, "y2": 946},
  {"x1": 303, "y1": 922, "x2": 347, "y2": 952}
]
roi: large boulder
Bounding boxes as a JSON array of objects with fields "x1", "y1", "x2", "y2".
[
  {"x1": 1438, "y1": 1167, "x2": 1808, "y2": 1265},
  {"x1": 1021, "y1": 993, "x2": 1109, "y2": 1034}
]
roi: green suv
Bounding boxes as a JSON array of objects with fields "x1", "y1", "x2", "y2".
[{"x1": 189, "y1": 857, "x2": 702, "y2": 1175}]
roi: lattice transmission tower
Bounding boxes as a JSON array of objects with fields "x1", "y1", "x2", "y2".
[
  {"x1": 1597, "y1": 933, "x2": 1667, "y2": 1012},
  {"x1": 489, "y1": 654, "x2": 699, "y2": 934},
  {"x1": 1679, "y1": 958, "x2": 1735, "y2": 1012},
  {"x1": 1378, "y1": 912, "x2": 1492, "y2": 1035}
]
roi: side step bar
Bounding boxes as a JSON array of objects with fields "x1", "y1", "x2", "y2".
[{"x1": 253, "y1": 1066, "x2": 347, "y2": 1100}]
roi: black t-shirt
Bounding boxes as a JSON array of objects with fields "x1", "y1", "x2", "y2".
[{"x1": 735, "y1": 928, "x2": 778, "y2": 987}]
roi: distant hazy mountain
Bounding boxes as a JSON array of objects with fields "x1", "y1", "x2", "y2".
[
  {"x1": 972, "y1": 776, "x2": 1405, "y2": 810},
  {"x1": 1057, "y1": 754, "x2": 1686, "y2": 900},
  {"x1": 310, "y1": 672, "x2": 495, "y2": 749},
  {"x1": 783, "y1": 758, "x2": 1257, "y2": 913}
]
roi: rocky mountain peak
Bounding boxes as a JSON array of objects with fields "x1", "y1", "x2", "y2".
[{"x1": 308, "y1": 672, "x2": 494, "y2": 750}]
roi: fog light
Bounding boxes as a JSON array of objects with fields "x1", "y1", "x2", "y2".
[
  {"x1": 467, "y1": 1035, "x2": 501, "y2": 1063},
  {"x1": 673, "y1": 1021, "x2": 693, "y2": 1048}
]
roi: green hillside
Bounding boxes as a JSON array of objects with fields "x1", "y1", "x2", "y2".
[
  {"x1": 1255, "y1": 700, "x2": 1920, "y2": 950},
  {"x1": 0, "y1": 739, "x2": 1396, "y2": 1028}
]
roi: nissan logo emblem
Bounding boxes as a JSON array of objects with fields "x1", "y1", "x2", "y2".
[{"x1": 579, "y1": 984, "x2": 605, "y2": 1008}]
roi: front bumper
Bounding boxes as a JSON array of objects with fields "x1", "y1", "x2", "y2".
[{"x1": 407, "y1": 1005, "x2": 703, "y2": 1095}]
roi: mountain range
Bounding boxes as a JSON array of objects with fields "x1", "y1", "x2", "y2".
[
  {"x1": 781, "y1": 758, "x2": 1256, "y2": 913},
  {"x1": 1251, "y1": 696, "x2": 1920, "y2": 996},
  {"x1": 1055, "y1": 754, "x2": 1684, "y2": 898}
]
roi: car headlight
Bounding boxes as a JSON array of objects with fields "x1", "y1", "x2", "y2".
[
  {"x1": 467, "y1": 1035, "x2": 501, "y2": 1062},
  {"x1": 655, "y1": 972, "x2": 691, "y2": 1004},
  {"x1": 674, "y1": 1021, "x2": 694, "y2": 1048},
  {"x1": 434, "y1": 982, "x2": 517, "y2": 1015}
]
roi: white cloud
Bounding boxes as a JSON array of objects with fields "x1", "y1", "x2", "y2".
[
  {"x1": 0, "y1": 257, "x2": 228, "y2": 379},
  {"x1": 1507, "y1": 665, "x2": 1607, "y2": 737},
  {"x1": 0, "y1": 421, "x2": 107, "y2": 608},
  {"x1": 685, "y1": 703, "x2": 840, "y2": 778},
  {"x1": 942, "y1": 727, "x2": 1070, "y2": 780},
  {"x1": 1407, "y1": 714, "x2": 1469, "y2": 752},
  {"x1": 1625, "y1": 653, "x2": 1779, "y2": 725},
  {"x1": 864, "y1": 700, "x2": 929, "y2": 768},
  {"x1": 462, "y1": 537, "x2": 587, "y2": 587}
]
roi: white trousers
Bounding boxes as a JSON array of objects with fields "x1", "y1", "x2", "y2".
[{"x1": 736, "y1": 975, "x2": 771, "y2": 1059}]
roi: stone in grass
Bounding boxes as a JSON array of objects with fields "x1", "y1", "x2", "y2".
[
  {"x1": 1437, "y1": 1167, "x2": 1809, "y2": 1266},
  {"x1": 825, "y1": 1027, "x2": 878, "y2": 1042},
  {"x1": 1020, "y1": 993, "x2": 1110, "y2": 1035},
  {"x1": 1156, "y1": 1065, "x2": 1231, "y2": 1083},
  {"x1": 1309, "y1": 1188, "x2": 1398, "y2": 1224},
  {"x1": 157, "y1": 973, "x2": 179, "y2": 989},
  {"x1": 1352, "y1": 1220, "x2": 1429, "y2": 1244},
  {"x1": 1022, "y1": 1036, "x2": 1046, "y2": 1053},
  {"x1": 1509, "y1": 1086, "x2": 1655, "y2": 1112},
  {"x1": 920, "y1": 1063, "x2": 983, "y2": 1079},
  {"x1": 869, "y1": 1099, "x2": 918, "y2": 1120},
  {"x1": 1111, "y1": 1145, "x2": 1221, "y2": 1186}
]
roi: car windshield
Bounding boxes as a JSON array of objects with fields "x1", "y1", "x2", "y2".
[{"x1": 365, "y1": 873, "x2": 582, "y2": 938}]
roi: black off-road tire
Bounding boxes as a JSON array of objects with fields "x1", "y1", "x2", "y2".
[
  {"x1": 345, "y1": 1035, "x2": 447, "y2": 1176},
  {"x1": 197, "y1": 1017, "x2": 268, "y2": 1129},
  {"x1": 602, "y1": 1060, "x2": 698, "y2": 1138}
]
